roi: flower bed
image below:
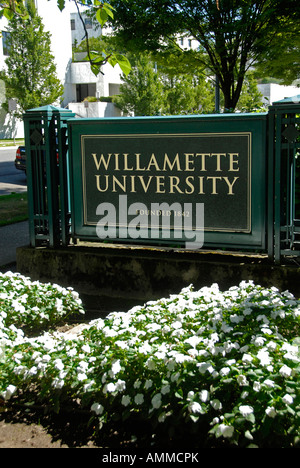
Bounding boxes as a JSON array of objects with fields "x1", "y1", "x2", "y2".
[{"x1": 0, "y1": 272, "x2": 299, "y2": 448}]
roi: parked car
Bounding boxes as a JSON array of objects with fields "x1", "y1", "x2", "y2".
[
  {"x1": 14, "y1": 146, "x2": 26, "y2": 173},
  {"x1": 14, "y1": 145, "x2": 60, "y2": 175}
]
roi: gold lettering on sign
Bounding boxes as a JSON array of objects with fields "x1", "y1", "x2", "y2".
[{"x1": 92, "y1": 151, "x2": 242, "y2": 196}]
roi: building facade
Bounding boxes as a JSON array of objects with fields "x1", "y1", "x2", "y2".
[
  {"x1": 0, "y1": 0, "x2": 123, "y2": 138},
  {"x1": 0, "y1": 1, "x2": 299, "y2": 139}
]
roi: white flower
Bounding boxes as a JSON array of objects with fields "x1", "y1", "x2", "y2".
[
  {"x1": 104, "y1": 382, "x2": 116, "y2": 393},
  {"x1": 55, "y1": 298, "x2": 63, "y2": 312},
  {"x1": 217, "y1": 424, "x2": 234, "y2": 439},
  {"x1": 144, "y1": 379, "x2": 153, "y2": 390},
  {"x1": 199, "y1": 390, "x2": 210, "y2": 402},
  {"x1": 82, "y1": 344, "x2": 91, "y2": 353},
  {"x1": 139, "y1": 341, "x2": 152, "y2": 354},
  {"x1": 115, "y1": 340, "x2": 128, "y2": 349},
  {"x1": 170, "y1": 372, "x2": 180, "y2": 382},
  {"x1": 185, "y1": 336, "x2": 201, "y2": 348},
  {"x1": 279, "y1": 364, "x2": 292, "y2": 378},
  {"x1": 110, "y1": 359, "x2": 121, "y2": 376},
  {"x1": 115, "y1": 379, "x2": 126, "y2": 391},
  {"x1": 253, "y1": 336, "x2": 266, "y2": 347},
  {"x1": 134, "y1": 393, "x2": 144, "y2": 405},
  {"x1": 91, "y1": 402, "x2": 104, "y2": 415},
  {"x1": 230, "y1": 315, "x2": 244, "y2": 323},
  {"x1": 83, "y1": 380, "x2": 95, "y2": 392},
  {"x1": 1, "y1": 384, "x2": 17, "y2": 400},
  {"x1": 221, "y1": 323, "x2": 233, "y2": 333},
  {"x1": 77, "y1": 372, "x2": 87, "y2": 381},
  {"x1": 264, "y1": 379, "x2": 275, "y2": 388},
  {"x1": 198, "y1": 362, "x2": 214, "y2": 374},
  {"x1": 78, "y1": 360, "x2": 89, "y2": 370},
  {"x1": 266, "y1": 341, "x2": 277, "y2": 351},
  {"x1": 52, "y1": 378, "x2": 64, "y2": 389},
  {"x1": 265, "y1": 406, "x2": 276, "y2": 418},
  {"x1": 239, "y1": 405, "x2": 254, "y2": 417},
  {"x1": 158, "y1": 383, "x2": 169, "y2": 395},
  {"x1": 220, "y1": 367, "x2": 230, "y2": 376},
  {"x1": 103, "y1": 327, "x2": 118, "y2": 337},
  {"x1": 121, "y1": 395, "x2": 131, "y2": 407},
  {"x1": 257, "y1": 314, "x2": 269, "y2": 323},
  {"x1": 237, "y1": 375, "x2": 249, "y2": 386},
  {"x1": 67, "y1": 348, "x2": 77, "y2": 357},
  {"x1": 27, "y1": 366, "x2": 38, "y2": 377},
  {"x1": 171, "y1": 321, "x2": 182, "y2": 329},
  {"x1": 54, "y1": 359, "x2": 64, "y2": 371},
  {"x1": 146, "y1": 323, "x2": 161, "y2": 332},
  {"x1": 242, "y1": 353, "x2": 253, "y2": 363},
  {"x1": 253, "y1": 381, "x2": 261, "y2": 392},
  {"x1": 210, "y1": 399, "x2": 222, "y2": 411},
  {"x1": 146, "y1": 358, "x2": 156, "y2": 370},
  {"x1": 282, "y1": 394, "x2": 294, "y2": 405},
  {"x1": 151, "y1": 393, "x2": 162, "y2": 409},
  {"x1": 188, "y1": 402, "x2": 203, "y2": 414},
  {"x1": 158, "y1": 412, "x2": 167, "y2": 423},
  {"x1": 243, "y1": 307, "x2": 252, "y2": 316},
  {"x1": 257, "y1": 349, "x2": 272, "y2": 366},
  {"x1": 133, "y1": 379, "x2": 141, "y2": 389}
]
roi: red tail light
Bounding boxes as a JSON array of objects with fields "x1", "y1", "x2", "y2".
[{"x1": 16, "y1": 147, "x2": 22, "y2": 159}]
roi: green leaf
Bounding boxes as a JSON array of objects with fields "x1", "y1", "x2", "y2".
[
  {"x1": 57, "y1": 0, "x2": 65, "y2": 12},
  {"x1": 96, "y1": 7, "x2": 108, "y2": 27},
  {"x1": 91, "y1": 63, "x2": 101, "y2": 76},
  {"x1": 189, "y1": 414, "x2": 199, "y2": 423},
  {"x1": 109, "y1": 54, "x2": 131, "y2": 76},
  {"x1": 95, "y1": 2, "x2": 115, "y2": 26},
  {"x1": 3, "y1": 8, "x2": 14, "y2": 20},
  {"x1": 102, "y1": 2, "x2": 115, "y2": 19}
]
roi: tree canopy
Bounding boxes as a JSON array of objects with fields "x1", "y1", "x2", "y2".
[
  {"x1": 109, "y1": 0, "x2": 299, "y2": 110},
  {"x1": 0, "y1": 0, "x2": 64, "y2": 115},
  {"x1": 0, "y1": 0, "x2": 131, "y2": 77}
]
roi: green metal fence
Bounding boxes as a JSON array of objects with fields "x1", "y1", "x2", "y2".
[
  {"x1": 23, "y1": 105, "x2": 75, "y2": 247},
  {"x1": 268, "y1": 97, "x2": 300, "y2": 263},
  {"x1": 23, "y1": 99, "x2": 300, "y2": 264}
]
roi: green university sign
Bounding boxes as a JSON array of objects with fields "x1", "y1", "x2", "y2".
[{"x1": 68, "y1": 113, "x2": 267, "y2": 250}]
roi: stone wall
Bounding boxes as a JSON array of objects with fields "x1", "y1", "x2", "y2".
[{"x1": 16, "y1": 244, "x2": 300, "y2": 316}]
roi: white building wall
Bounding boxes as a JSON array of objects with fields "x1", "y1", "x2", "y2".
[
  {"x1": 70, "y1": 11, "x2": 101, "y2": 46},
  {"x1": 35, "y1": 0, "x2": 75, "y2": 107},
  {"x1": 1, "y1": 2, "x2": 300, "y2": 139},
  {"x1": 68, "y1": 101, "x2": 122, "y2": 118},
  {"x1": 258, "y1": 83, "x2": 300, "y2": 106},
  {"x1": 0, "y1": 15, "x2": 21, "y2": 138}
]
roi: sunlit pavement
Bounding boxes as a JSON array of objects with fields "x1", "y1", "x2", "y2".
[{"x1": 0, "y1": 221, "x2": 30, "y2": 269}]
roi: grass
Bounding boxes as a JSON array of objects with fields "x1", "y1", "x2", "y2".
[
  {"x1": 0, "y1": 139, "x2": 24, "y2": 148},
  {"x1": 0, "y1": 192, "x2": 28, "y2": 226}
]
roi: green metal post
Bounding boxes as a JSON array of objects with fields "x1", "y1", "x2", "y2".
[
  {"x1": 267, "y1": 109, "x2": 275, "y2": 261},
  {"x1": 23, "y1": 105, "x2": 75, "y2": 247}
]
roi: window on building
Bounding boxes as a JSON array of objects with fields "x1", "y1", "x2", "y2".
[
  {"x1": 70, "y1": 19, "x2": 76, "y2": 30},
  {"x1": 109, "y1": 83, "x2": 120, "y2": 96},
  {"x1": 76, "y1": 83, "x2": 96, "y2": 102},
  {"x1": 84, "y1": 18, "x2": 92, "y2": 29},
  {"x1": 2, "y1": 31, "x2": 10, "y2": 56}
]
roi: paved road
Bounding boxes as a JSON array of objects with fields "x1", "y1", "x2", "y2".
[
  {"x1": 0, "y1": 220, "x2": 30, "y2": 269},
  {"x1": 0, "y1": 147, "x2": 29, "y2": 269},
  {"x1": 0, "y1": 147, "x2": 27, "y2": 195}
]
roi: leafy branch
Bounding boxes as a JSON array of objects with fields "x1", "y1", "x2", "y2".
[{"x1": 0, "y1": 0, "x2": 131, "y2": 76}]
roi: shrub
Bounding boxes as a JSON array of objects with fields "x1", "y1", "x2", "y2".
[{"x1": 0, "y1": 273, "x2": 299, "y2": 448}]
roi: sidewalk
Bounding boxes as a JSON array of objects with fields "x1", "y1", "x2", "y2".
[{"x1": 0, "y1": 221, "x2": 30, "y2": 270}]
